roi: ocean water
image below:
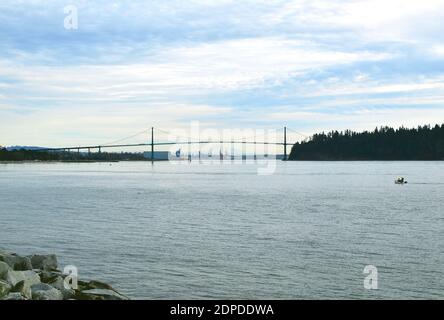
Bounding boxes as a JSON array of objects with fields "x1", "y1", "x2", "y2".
[{"x1": 0, "y1": 161, "x2": 443, "y2": 299}]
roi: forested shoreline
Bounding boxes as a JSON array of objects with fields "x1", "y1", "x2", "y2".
[
  {"x1": 0, "y1": 148, "x2": 146, "y2": 162},
  {"x1": 289, "y1": 124, "x2": 444, "y2": 160}
]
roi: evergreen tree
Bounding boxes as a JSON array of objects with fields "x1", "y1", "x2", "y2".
[{"x1": 289, "y1": 124, "x2": 444, "y2": 160}]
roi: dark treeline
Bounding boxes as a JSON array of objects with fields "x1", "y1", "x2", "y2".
[
  {"x1": 289, "y1": 124, "x2": 444, "y2": 160},
  {"x1": 0, "y1": 148, "x2": 147, "y2": 162}
]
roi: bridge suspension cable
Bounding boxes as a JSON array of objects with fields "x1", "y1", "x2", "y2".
[
  {"x1": 38, "y1": 126, "x2": 310, "y2": 160},
  {"x1": 101, "y1": 128, "x2": 150, "y2": 146}
]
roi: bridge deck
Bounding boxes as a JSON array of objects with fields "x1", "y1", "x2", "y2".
[{"x1": 41, "y1": 141, "x2": 288, "y2": 152}]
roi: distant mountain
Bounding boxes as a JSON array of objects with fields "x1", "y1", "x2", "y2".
[
  {"x1": 6, "y1": 146, "x2": 47, "y2": 151},
  {"x1": 289, "y1": 124, "x2": 444, "y2": 161}
]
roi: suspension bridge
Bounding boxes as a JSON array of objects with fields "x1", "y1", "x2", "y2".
[{"x1": 40, "y1": 126, "x2": 308, "y2": 161}]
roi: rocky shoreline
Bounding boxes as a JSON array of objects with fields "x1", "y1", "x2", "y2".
[{"x1": 1, "y1": 249, "x2": 128, "y2": 300}]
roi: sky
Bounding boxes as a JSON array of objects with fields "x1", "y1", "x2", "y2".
[{"x1": 1, "y1": 0, "x2": 444, "y2": 147}]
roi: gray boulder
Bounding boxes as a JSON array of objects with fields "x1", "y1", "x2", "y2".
[
  {"x1": 86, "y1": 280, "x2": 116, "y2": 291},
  {"x1": 0, "y1": 280, "x2": 12, "y2": 298},
  {"x1": 31, "y1": 283, "x2": 63, "y2": 300},
  {"x1": 0, "y1": 254, "x2": 32, "y2": 271},
  {"x1": 47, "y1": 276, "x2": 75, "y2": 299},
  {"x1": 0, "y1": 261, "x2": 11, "y2": 280},
  {"x1": 1, "y1": 250, "x2": 130, "y2": 300},
  {"x1": 1, "y1": 292, "x2": 27, "y2": 300},
  {"x1": 29, "y1": 254, "x2": 58, "y2": 271},
  {"x1": 80, "y1": 289, "x2": 128, "y2": 300},
  {"x1": 6, "y1": 270, "x2": 40, "y2": 286},
  {"x1": 10, "y1": 280, "x2": 32, "y2": 299},
  {"x1": 6, "y1": 270, "x2": 41, "y2": 299},
  {"x1": 38, "y1": 270, "x2": 63, "y2": 284}
]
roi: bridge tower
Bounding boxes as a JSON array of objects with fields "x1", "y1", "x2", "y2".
[
  {"x1": 254, "y1": 134, "x2": 257, "y2": 161},
  {"x1": 284, "y1": 126, "x2": 287, "y2": 161},
  {"x1": 151, "y1": 127, "x2": 154, "y2": 163}
]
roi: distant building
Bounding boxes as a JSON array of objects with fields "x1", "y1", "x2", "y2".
[{"x1": 143, "y1": 151, "x2": 171, "y2": 161}]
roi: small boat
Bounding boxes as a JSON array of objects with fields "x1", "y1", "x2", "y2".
[{"x1": 395, "y1": 177, "x2": 408, "y2": 184}]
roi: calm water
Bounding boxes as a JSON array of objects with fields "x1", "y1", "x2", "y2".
[{"x1": 0, "y1": 161, "x2": 443, "y2": 299}]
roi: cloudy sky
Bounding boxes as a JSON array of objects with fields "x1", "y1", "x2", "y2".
[{"x1": 1, "y1": 0, "x2": 444, "y2": 147}]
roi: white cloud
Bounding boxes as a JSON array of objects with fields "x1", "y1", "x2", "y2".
[
  {"x1": 0, "y1": 37, "x2": 393, "y2": 104},
  {"x1": 431, "y1": 45, "x2": 444, "y2": 57},
  {"x1": 1, "y1": 1, "x2": 444, "y2": 146},
  {"x1": 309, "y1": 80, "x2": 444, "y2": 97},
  {"x1": 264, "y1": 0, "x2": 444, "y2": 43},
  {"x1": 0, "y1": 102, "x2": 232, "y2": 146},
  {"x1": 268, "y1": 106, "x2": 444, "y2": 134}
]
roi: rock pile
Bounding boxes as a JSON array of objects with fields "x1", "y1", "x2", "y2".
[{"x1": 0, "y1": 249, "x2": 128, "y2": 300}]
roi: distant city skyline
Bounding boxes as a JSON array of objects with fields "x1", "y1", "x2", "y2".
[{"x1": 1, "y1": 0, "x2": 444, "y2": 148}]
